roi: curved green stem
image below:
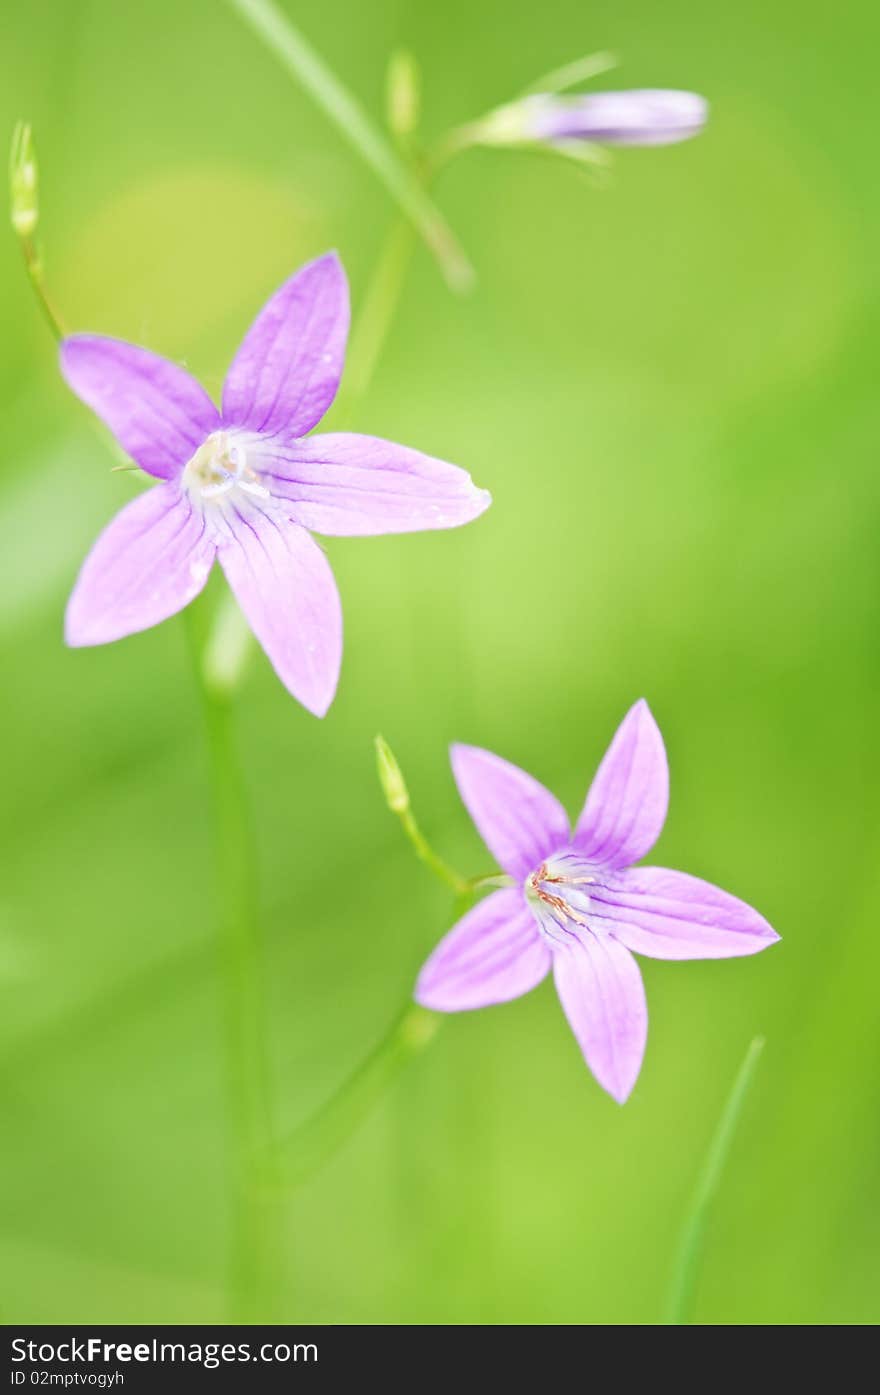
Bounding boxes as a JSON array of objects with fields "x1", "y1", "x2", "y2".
[
  {"x1": 340, "y1": 216, "x2": 418, "y2": 415},
  {"x1": 10, "y1": 123, "x2": 65, "y2": 341},
  {"x1": 269, "y1": 731, "x2": 496, "y2": 1190},
  {"x1": 665, "y1": 1035, "x2": 766, "y2": 1324},
  {"x1": 276, "y1": 1004, "x2": 440, "y2": 1186},
  {"x1": 374, "y1": 734, "x2": 472, "y2": 895},
  {"x1": 395, "y1": 804, "x2": 469, "y2": 896},
  {"x1": 225, "y1": 0, "x2": 472, "y2": 290},
  {"x1": 185, "y1": 603, "x2": 283, "y2": 1321},
  {"x1": 17, "y1": 234, "x2": 65, "y2": 341},
  {"x1": 340, "y1": 137, "x2": 466, "y2": 415}
]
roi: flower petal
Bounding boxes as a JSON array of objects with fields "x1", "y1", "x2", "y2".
[
  {"x1": 415, "y1": 889, "x2": 551, "y2": 1011},
  {"x1": 66, "y1": 485, "x2": 215, "y2": 646},
  {"x1": 254, "y1": 432, "x2": 491, "y2": 535},
  {"x1": 530, "y1": 90, "x2": 708, "y2": 147},
  {"x1": 591, "y1": 867, "x2": 780, "y2": 960},
  {"x1": 216, "y1": 507, "x2": 342, "y2": 716},
  {"x1": 60, "y1": 336, "x2": 220, "y2": 481},
  {"x1": 573, "y1": 699, "x2": 668, "y2": 869},
  {"x1": 450, "y1": 745, "x2": 571, "y2": 880},
  {"x1": 553, "y1": 932, "x2": 647, "y2": 1103},
  {"x1": 221, "y1": 252, "x2": 349, "y2": 438}
]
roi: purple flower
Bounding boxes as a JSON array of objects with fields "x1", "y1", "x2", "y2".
[
  {"x1": 416, "y1": 701, "x2": 778, "y2": 1103},
  {"x1": 61, "y1": 253, "x2": 490, "y2": 715},
  {"x1": 517, "y1": 89, "x2": 707, "y2": 148}
]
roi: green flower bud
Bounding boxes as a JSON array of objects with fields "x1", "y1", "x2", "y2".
[
  {"x1": 10, "y1": 122, "x2": 39, "y2": 239},
  {"x1": 375, "y1": 735, "x2": 410, "y2": 814},
  {"x1": 386, "y1": 49, "x2": 421, "y2": 143}
]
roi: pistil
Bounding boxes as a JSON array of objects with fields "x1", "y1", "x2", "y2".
[{"x1": 184, "y1": 432, "x2": 270, "y2": 504}]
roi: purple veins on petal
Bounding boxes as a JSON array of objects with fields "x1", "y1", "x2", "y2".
[
  {"x1": 590, "y1": 867, "x2": 781, "y2": 960},
  {"x1": 450, "y1": 744, "x2": 571, "y2": 881},
  {"x1": 216, "y1": 506, "x2": 342, "y2": 718},
  {"x1": 414, "y1": 700, "x2": 779, "y2": 1103},
  {"x1": 221, "y1": 252, "x2": 350, "y2": 439},
  {"x1": 553, "y1": 932, "x2": 647, "y2": 1104},
  {"x1": 65, "y1": 485, "x2": 216, "y2": 646},
  {"x1": 573, "y1": 699, "x2": 669, "y2": 870},
  {"x1": 415, "y1": 888, "x2": 551, "y2": 1012},
  {"x1": 60, "y1": 337, "x2": 221, "y2": 481},
  {"x1": 253, "y1": 433, "x2": 491, "y2": 536}
]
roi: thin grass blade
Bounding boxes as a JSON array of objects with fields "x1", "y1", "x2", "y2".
[
  {"x1": 226, "y1": 0, "x2": 474, "y2": 290},
  {"x1": 665, "y1": 1035, "x2": 766, "y2": 1324}
]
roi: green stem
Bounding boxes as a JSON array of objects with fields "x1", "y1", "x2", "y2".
[
  {"x1": 396, "y1": 805, "x2": 469, "y2": 896},
  {"x1": 339, "y1": 138, "x2": 466, "y2": 415},
  {"x1": 14, "y1": 225, "x2": 129, "y2": 466},
  {"x1": 269, "y1": 840, "x2": 488, "y2": 1188},
  {"x1": 224, "y1": 0, "x2": 473, "y2": 290},
  {"x1": 185, "y1": 605, "x2": 283, "y2": 1321},
  {"x1": 339, "y1": 215, "x2": 417, "y2": 414},
  {"x1": 276, "y1": 1004, "x2": 439, "y2": 1186},
  {"x1": 375, "y1": 734, "x2": 471, "y2": 896},
  {"x1": 269, "y1": 728, "x2": 493, "y2": 1188},
  {"x1": 18, "y1": 236, "x2": 65, "y2": 341},
  {"x1": 470, "y1": 872, "x2": 515, "y2": 890},
  {"x1": 665, "y1": 1035, "x2": 766, "y2": 1324}
]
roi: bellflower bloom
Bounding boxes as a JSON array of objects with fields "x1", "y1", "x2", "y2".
[
  {"x1": 416, "y1": 701, "x2": 778, "y2": 1103},
  {"x1": 61, "y1": 253, "x2": 490, "y2": 715},
  {"x1": 475, "y1": 89, "x2": 707, "y2": 154}
]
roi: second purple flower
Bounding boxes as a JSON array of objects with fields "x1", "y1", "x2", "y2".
[
  {"x1": 61, "y1": 253, "x2": 491, "y2": 715},
  {"x1": 416, "y1": 701, "x2": 779, "y2": 1103}
]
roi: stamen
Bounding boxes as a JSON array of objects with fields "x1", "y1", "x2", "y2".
[
  {"x1": 526, "y1": 857, "x2": 597, "y2": 936},
  {"x1": 239, "y1": 479, "x2": 270, "y2": 500},
  {"x1": 542, "y1": 872, "x2": 596, "y2": 887}
]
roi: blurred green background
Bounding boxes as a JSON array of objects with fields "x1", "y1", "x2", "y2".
[{"x1": 2, "y1": 0, "x2": 878, "y2": 1326}]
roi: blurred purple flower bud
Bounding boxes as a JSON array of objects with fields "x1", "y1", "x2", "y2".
[{"x1": 526, "y1": 88, "x2": 708, "y2": 147}]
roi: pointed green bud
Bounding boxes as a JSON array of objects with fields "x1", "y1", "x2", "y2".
[
  {"x1": 386, "y1": 49, "x2": 421, "y2": 144},
  {"x1": 10, "y1": 122, "x2": 39, "y2": 239},
  {"x1": 202, "y1": 593, "x2": 255, "y2": 697},
  {"x1": 375, "y1": 734, "x2": 410, "y2": 814},
  {"x1": 399, "y1": 1005, "x2": 440, "y2": 1051}
]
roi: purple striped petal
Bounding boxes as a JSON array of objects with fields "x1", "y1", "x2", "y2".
[
  {"x1": 573, "y1": 700, "x2": 668, "y2": 870},
  {"x1": 66, "y1": 485, "x2": 215, "y2": 646},
  {"x1": 222, "y1": 253, "x2": 349, "y2": 438},
  {"x1": 553, "y1": 932, "x2": 647, "y2": 1103},
  {"x1": 60, "y1": 337, "x2": 220, "y2": 481},
  {"x1": 216, "y1": 507, "x2": 342, "y2": 717},
  {"x1": 450, "y1": 745, "x2": 571, "y2": 880},
  {"x1": 254, "y1": 433, "x2": 491, "y2": 535},
  {"x1": 593, "y1": 867, "x2": 780, "y2": 960},
  {"x1": 415, "y1": 889, "x2": 551, "y2": 1011},
  {"x1": 529, "y1": 90, "x2": 707, "y2": 147}
]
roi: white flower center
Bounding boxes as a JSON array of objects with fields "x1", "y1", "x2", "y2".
[
  {"x1": 525, "y1": 853, "x2": 597, "y2": 944},
  {"x1": 183, "y1": 431, "x2": 270, "y2": 505}
]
